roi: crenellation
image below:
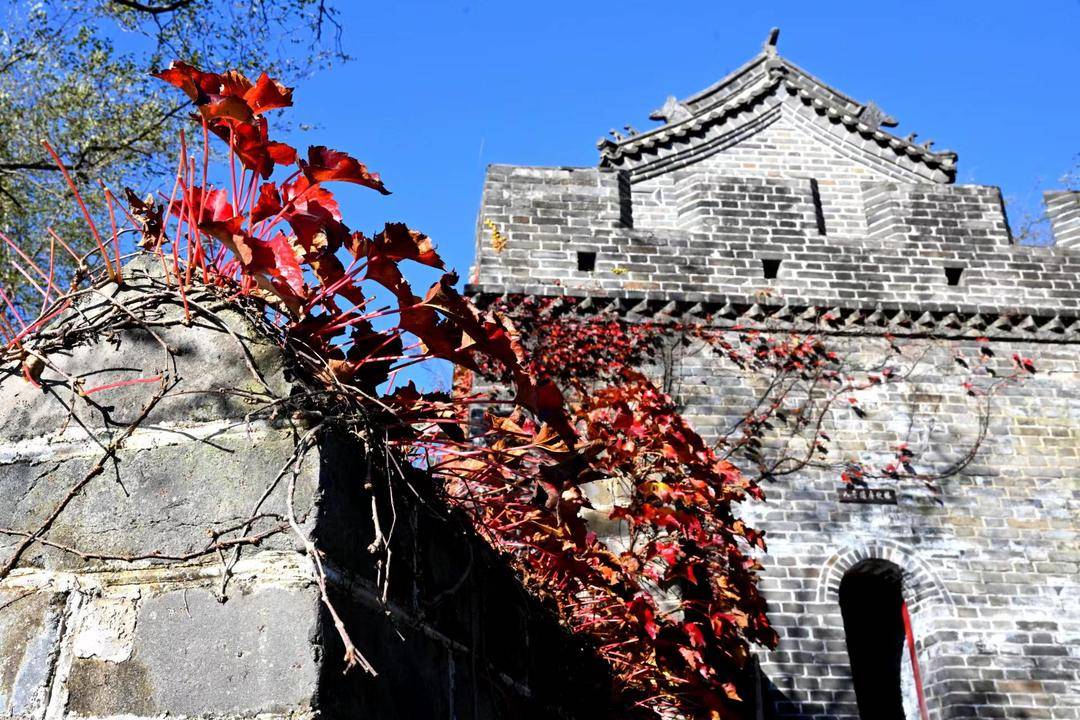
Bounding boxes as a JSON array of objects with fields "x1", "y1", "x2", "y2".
[{"x1": 1045, "y1": 190, "x2": 1080, "y2": 249}]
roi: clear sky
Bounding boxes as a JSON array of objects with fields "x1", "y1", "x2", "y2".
[{"x1": 276, "y1": 0, "x2": 1080, "y2": 279}]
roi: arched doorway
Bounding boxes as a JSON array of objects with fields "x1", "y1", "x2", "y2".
[{"x1": 839, "y1": 559, "x2": 915, "y2": 720}]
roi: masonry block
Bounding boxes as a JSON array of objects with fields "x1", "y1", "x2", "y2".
[
  {"x1": 862, "y1": 182, "x2": 1012, "y2": 247},
  {"x1": 0, "y1": 591, "x2": 65, "y2": 717},
  {"x1": 64, "y1": 585, "x2": 321, "y2": 717}
]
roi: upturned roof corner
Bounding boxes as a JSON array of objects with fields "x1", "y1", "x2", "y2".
[{"x1": 597, "y1": 28, "x2": 958, "y2": 182}]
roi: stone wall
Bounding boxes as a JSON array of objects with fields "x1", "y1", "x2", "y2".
[{"x1": 0, "y1": 260, "x2": 607, "y2": 720}]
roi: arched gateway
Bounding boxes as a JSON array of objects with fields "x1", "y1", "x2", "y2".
[{"x1": 467, "y1": 29, "x2": 1080, "y2": 720}]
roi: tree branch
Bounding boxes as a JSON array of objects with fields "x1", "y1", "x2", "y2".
[{"x1": 109, "y1": 0, "x2": 199, "y2": 15}]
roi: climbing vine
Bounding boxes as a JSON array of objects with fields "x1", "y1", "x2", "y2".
[{"x1": 455, "y1": 295, "x2": 1036, "y2": 718}]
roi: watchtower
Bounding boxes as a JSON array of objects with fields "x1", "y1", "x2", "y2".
[{"x1": 468, "y1": 31, "x2": 1080, "y2": 720}]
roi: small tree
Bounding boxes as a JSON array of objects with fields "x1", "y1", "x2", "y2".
[{"x1": 0, "y1": 0, "x2": 346, "y2": 303}]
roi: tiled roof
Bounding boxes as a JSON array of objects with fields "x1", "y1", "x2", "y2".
[{"x1": 597, "y1": 48, "x2": 958, "y2": 179}]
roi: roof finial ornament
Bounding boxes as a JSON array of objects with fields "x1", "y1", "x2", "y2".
[
  {"x1": 763, "y1": 27, "x2": 780, "y2": 56},
  {"x1": 858, "y1": 100, "x2": 898, "y2": 131},
  {"x1": 649, "y1": 96, "x2": 693, "y2": 124}
]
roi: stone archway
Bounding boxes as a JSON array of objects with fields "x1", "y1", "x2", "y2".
[
  {"x1": 816, "y1": 538, "x2": 953, "y2": 613},
  {"x1": 839, "y1": 558, "x2": 907, "y2": 719},
  {"x1": 818, "y1": 539, "x2": 953, "y2": 719}
]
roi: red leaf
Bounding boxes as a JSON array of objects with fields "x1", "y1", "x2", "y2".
[
  {"x1": 309, "y1": 253, "x2": 365, "y2": 307},
  {"x1": 155, "y1": 64, "x2": 291, "y2": 118},
  {"x1": 198, "y1": 95, "x2": 254, "y2": 124},
  {"x1": 267, "y1": 141, "x2": 298, "y2": 166},
  {"x1": 264, "y1": 231, "x2": 307, "y2": 298},
  {"x1": 208, "y1": 117, "x2": 295, "y2": 179},
  {"x1": 206, "y1": 118, "x2": 265, "y2": 177},
  {"x1": 243, "y1": 72, "x2": 293, "y2": 114},
  {"x1": 627, "y1": 595, "x2": 660, "y2": 639},
  {"x1": 282, "y1": 176, "x2": 342, "y2": 220},
  {"x1": 351, "y1": 222, "x2": 444, "y2": 269},
  {"x1": 300, "y1": 146, "x2": 390, "y2": 194},
  {"x1": 152, "y1": 61, "x2": 222, "y2": 103},
  {"x1": 278, "y1": 176, "x2": 348, "y2": 258},
  {"x1": 251, "y1": 183, "x2": 283, "y2": 223},
  {"x1": 173, "y1": 186, "x2": 234, "y2": 226},
  {"x1": 199, "y1": 217, "x2": 307, "y2": 310},
  {"x1": 325, "y1": 322, "x2": 403, "y2": 390},
  {"x1": 684, "y1": 622, "x2": 706, "y2": 648},
  {"x1": 655, "y1": 541, "x2": 681, "y2": 565},
  {"x1": 218, "y1": 70, "x2": 254, "y2": 98}
]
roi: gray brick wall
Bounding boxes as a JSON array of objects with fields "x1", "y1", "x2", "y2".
[
  {"x1": 468, "y1": 56, "x2": 1080, "y2": 720},
  {"x1": 662, "y1": 334, "x2": 1080, "y2": 720},
  {"x1": 473, "y1": 165, "x2": 1080, "y2": 318}
]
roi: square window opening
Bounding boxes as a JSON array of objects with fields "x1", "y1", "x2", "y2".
[
  {"x1": 577, "y1": 251, "x2": 597, "y2": 272},
  {"x1": 944, "y1": 266, "x2": 964, "y2": 286},
  {"x1": 762, "y1": 258, "x2": 782, "y2": 279}
]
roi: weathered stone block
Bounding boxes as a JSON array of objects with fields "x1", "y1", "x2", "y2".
[
  {"x1": 0, "y1": 429, "x2": 316, "y2": 570},
  {"x1": 0, "y1": 590, "x2": 65, "y2": 718},
  {"x1": 65, "y1": 585, "x2": 320, "y2": 717},
  {"x1": 0, "y1": 261, "x2": 290, "y2": 443}
]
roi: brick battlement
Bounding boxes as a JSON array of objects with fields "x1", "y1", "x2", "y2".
[{"x1": 472, "y1": 166, "x2": 1080, "y2": 328}]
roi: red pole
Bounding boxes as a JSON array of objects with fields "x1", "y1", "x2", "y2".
[{"x1": 901, "y1": 601, "x2": 931, "y2": 720}]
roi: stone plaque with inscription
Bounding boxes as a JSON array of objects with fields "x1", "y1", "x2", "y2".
[{"x1": 838, "y1": 486, "x2": 898, "y2": 505}]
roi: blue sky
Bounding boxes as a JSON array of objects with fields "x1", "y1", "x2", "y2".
[{"x1": 277, "y1": 0, "x2": 1079, "y2": 278}]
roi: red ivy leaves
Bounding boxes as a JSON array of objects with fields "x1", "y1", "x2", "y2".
[
  {"x1": 301, "y1": 146, "x2": 390, "y2": 195},
  {"x1": 155, "y1": 63, "x2": 298, "y2": 179},
  {"x1": 149, "y1": 61, "x2": 574, "y2": 437},
  {"x1": 462, "y1": 301, "x2": 777, "y2": 718},
  {"x1": 466, "y1": 298, "x2": 1039, "y2": 718},
  {"x1": 154, "y1": 64, "x2": 293, "y2": 117}
]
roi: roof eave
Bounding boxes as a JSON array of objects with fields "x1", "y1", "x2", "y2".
[{"x1": 599, "y1": 63, "x2": 957, "y2": 180}]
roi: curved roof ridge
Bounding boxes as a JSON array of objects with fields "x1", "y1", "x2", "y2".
[
  {"x1": 597, "y1": 50, "x2": 958, "y2": 180},
  {"x1": 680, "y1": 51, "x2": 770, "y2": 110}
]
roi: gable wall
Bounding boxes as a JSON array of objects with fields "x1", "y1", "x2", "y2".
[{"x1": 630, "y1": 105, "x2": 931, "y2": 239}]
